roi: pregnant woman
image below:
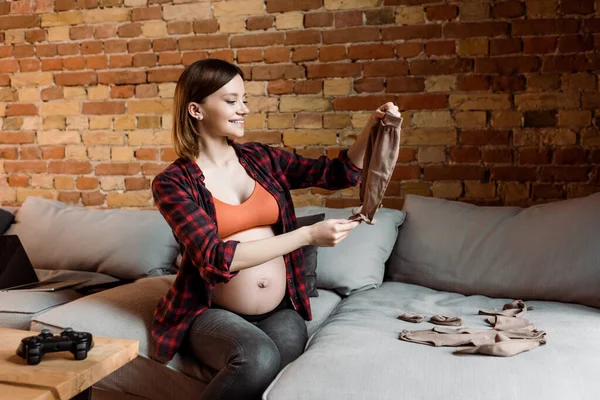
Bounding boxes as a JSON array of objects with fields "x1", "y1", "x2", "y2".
[{"x1": 151, "y1": 58, "x2": 399, "y2": 400}]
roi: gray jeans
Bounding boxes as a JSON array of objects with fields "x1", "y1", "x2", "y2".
[{"x1": 183, "y1": 299, "x2": 308, "y2": 400}]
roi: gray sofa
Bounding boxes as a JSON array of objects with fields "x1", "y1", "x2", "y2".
[{"x1": 1, "y1": 193, "x2": 599, "y2": 400}]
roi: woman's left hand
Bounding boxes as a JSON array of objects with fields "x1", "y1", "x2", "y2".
[{"x1": 370, "y1": 102, "x2": 400, "y2": 125}]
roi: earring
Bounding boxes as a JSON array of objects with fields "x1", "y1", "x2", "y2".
[{"x1": 196, "y1": 114, "x2": 203, "y2": 120}]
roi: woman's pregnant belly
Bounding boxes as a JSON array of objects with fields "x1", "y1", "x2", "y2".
[{"x1": 211, "y1": 226, "x2": 287, "y2": 315}]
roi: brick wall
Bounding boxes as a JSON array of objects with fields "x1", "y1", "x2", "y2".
[{"x1": 0, "y1": 0, "x2": 599, "y2": 209}]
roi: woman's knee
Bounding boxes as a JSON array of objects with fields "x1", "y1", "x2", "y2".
[{"x1": 231, "y1": 336, "x2": 280, "y2": 388}]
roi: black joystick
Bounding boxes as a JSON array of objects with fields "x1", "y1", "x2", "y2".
[{"x1": 16, "y1": 328, "x2": 94, "y2": 365}]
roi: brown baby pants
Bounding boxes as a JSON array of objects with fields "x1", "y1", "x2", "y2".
[{"x1": 350, "y1": 112, "x2": 403, "y2": 224}]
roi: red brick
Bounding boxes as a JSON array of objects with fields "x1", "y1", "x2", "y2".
[
  {"x1": 55, "y1": 72, "x2": 98, "y2": 86},
  {"x1": 475, "y1": 56, "x2": 540, "y2": 74},
  {"x1": 148, "y1": 67, "x2": 184, "y2": 82},
  {"x1": 99, "y1": 71, "x2": 146, "y2": 85},
  {"x1": 105, "y1": 40, "x2": 127, "y2": 53},
  {"x1": 398, "y1": 148, "x2": 417, "y2": 163},
  {"x1": 230, "y1": 33, "x2": 284, "y2": 48},
  {"x1": 14, "y1": 45, "x2": 34, "y2": 58},
  {"x1": 490, "y1": 166, "x2": 537, "y2": 181},
  {"x1": 450, "y1": 146, "x2": 481, "y2": 163},
  {"x1": 355, "y1": 78, "x2": 385, "y2": 93},
  {"x1": 193, "y1": 19, "x2": 218, "y2": 34},
  {"x1": 25, "y1": 29, "x2": 45, "y2": 43},
  {"x1": 319, "y1": 45, "x2": 347, "y2": 62},
  {"x1": 167, "y1": 21, "x2": 192, "y2": 35},
  {"x1": 266, "y1": 0, "x2": 321, "y2": 13},
  {"x1": 132, "y1": 6, "x2": 161, "y2": 21},
  {"x1": 348, "y1": 44, "x2": 394, "y2": 60},
  {"x1": 305, "y1": 12, "x2": 333, "y2": 27},
  {"x1": 0, "y1": 15, "x2": 39, "y2": 30},
  {"x1": 333, "y1": 95, "x2": 395, "y2": 111},
  {"x1": 264, "y1": 47, "x2": 290, "y2": 63},
  {"x1": 482, "y1": 148, "x2": 513, "y2": 163},
  {"x1": 86, "y1": 55, "x2": 107, "y2": 70},
  {"x1": 128, "y1": 39, "x2": 152, "y2": 53},
  {"x1": 63, "y1": 56, "x2": 85, "y2": 70},
  {"x1": 58, "y1": 43, "x2": 79, "y2": 56},
  {"x1": 382, "y1": 25, "x2": 442, "y2": 41},
  {"x1": 180, "y1": 35, "x2": 228, "y2": 50},
  {"x1": 9, "y1": 176, "x2": 30, "y2": 187},
  {"x1": 153, "y1": 38, "x2": 177, "y2": 52},
  {"x1": 82, "y1": 101, "x2": 125, "y2": 115},
  {"x1": 458, "y1": 75, "x2": 490, "y2": 91},
  {"x1": 396, "y1": 93, "x2": 447, "y2": 110},
  {"x1": 48, "y1": 161, "x2": 92, "y2": 174},
  {"x1": 118, "y1": 23, "x2": 142, "y2": 38},
  {"x1": 518, "y1": 148, "x2": 550, "y2": 165},
  {"x1": 284, "y1": 30, "x2": 321, "y2": 45},
  {"x1": 424, "y1": 165, "x2": 484, "y2": 181},
  {"x1": 0, "y1": 75, "x2": 8, "y2": 86},
  {"x1": 325, "y1": 198, "x2": 362, "y2": 208},
  {"x1": 493, "y1": 1, "x2": 524, "y2": 18},
  {"x1": 135, "y1": 84, "x2": 158, "y2": 98},
  {"x1": 111, "y1": 85, "x2": 134, "y2": 98},
  {"x1": 443, "y1": 22, "x2": 508, "y2": 38},
  {"x1": 395, "y1": 42, "x2": 423, "y2": 57},
  {"x1": 541, "y1": 54, "x2": 600, "y2": 72},
  {"x1": 36, "y1": 44, "x2": 56, "y2": 57},
  {"x1": 57, "y1": 192, "x2": 81, "y2": 205},
  {"x1": 557, "y1": 35, "x2": 594, "y2": 53},
  {"x1": 69, "y1": 25, "x2": 94, "y2": 40},
  {"x1": 294, "y1": 80, "x2": 322, "y2": 94},
  {"x1": 363, "y1": 60, "x2": 408, "y2": 77},
  {"x1": 552, "y1": 148, "x2": 587, "y2": 164},
  {"x1": 133, "y1": 53, "x2": 158, "y2": 67},
  {"x1": 82, "y1": 192, "x2": 105, "y2": 207},
  {"x1": 424, "y1": 40, "x2": 455, "y2": 56},
  {"x1": 4, "y1": 161, "x2": 46, "y2": 174},
  {"x1": 460, "y1": 130, "x2": 510, "y2": 146},
  {"x1": 292, "y1": 46, "x2": 318, "y2": 62},
  {"x1": 42, "y1": 146, "x2": 65, "y2": 160},
  {"x1": 512, "y1": 19, "x2": 580, "y2": 36},
  {"x1": 41, "y1": 87, "x2": 64, "y2": 101},
  {"x1": 237, "y1": 49, "x2": 263, "y2": 63},
  {"x1": 539, "y1": 166, "x2": 589, "y2": 182},
  {"x1": 0, "y1": 148, "x2": 18, "y2": 160},
  {"x1": 158, "y1": 52, "x2": 182, "y2": 65},
  {"x1": 0, "y1": 132, "x2": 35, "y2": 145},
  {"x1": 409, "y1": 58, "x2": 473, "y2": 75},
  {"x1": 582, "y1": 18, "x2": 600, "y2": 33},
  {"x1": 267, "y1": 80, "x2": 294, "y2": 95},
  {"x1": 387, "y1": 77, "x2": 424, "y2": 93},
  {"x1": 211, "y1": 50, "x2": 234, "y2": 65},
  {"x1": 252, "y1": 64, "x2": 305, "y2": 80},
  {"x1": 523, "y1": 37, "x2": 557, "y2": 54},
  {"x1": 55, "y1": 0, "x2": 75, "y2": 11},
  {"x1": 532, "y1": 183, "x2": 564, "y2": 199},
  {"x1": 392, "y1": 164, "x2": 421, "y2": 180},
  {"x1": 560, "y1": 0, "x2": 594, "y2": 15},
  {"x1": 95, "y1": 163, "x2": 141, "y2": 175},
  {"x1": 135, "y1": 148, "x2": 158, "y2": 161},
  {"x1": 94, "y1": 25, "x2": 116, "y2": 40},
  {"x1": 490, "y1": 38, "x2": 522, "y2": 55},
  {"x1": 77, "y1": 177, "x2": 99, "y2": 190},
  {"x1": 247, "y1": 15, "x2": 274, "y2": 31},
  {"x1": 335, "y1": 10, "x2": 363, "y2": 28},
  {"x1": 523, "y1": 110, "x2": 557, "y2": 127},
  {"x1": 125, "y1": 177, "x2": 150, "y2": 191},
  {"x1": 0, "y1": 60, "x2": 18, "y2": 73},
  {"x1": 110, "y1": 55, "x2": 133, "y2": 68},
  {"x1": 426, "y1": 5, "x2": 458, "y2": 21},
  {"x1": 6, "y1": 103, "x2": 38, "y2": 116},
  {"x1": 307, "y1": 63, "x2": 361, "y2": 78},
  {"x1": 492, "y1": 75, "x2": 526, "y2": 92}
]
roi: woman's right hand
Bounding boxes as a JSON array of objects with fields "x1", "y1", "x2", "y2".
[{"x1": 306, "y1": 219, "x2": 360, "y2": 247}]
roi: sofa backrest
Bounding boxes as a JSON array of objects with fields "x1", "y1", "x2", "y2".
[{"x1": 386, "y1": 193, "x2": 600, "y2": 309}]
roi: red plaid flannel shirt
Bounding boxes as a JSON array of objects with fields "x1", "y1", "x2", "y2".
[{"x1": 150, "y1": 140, "x2": 362, "y2": 363}]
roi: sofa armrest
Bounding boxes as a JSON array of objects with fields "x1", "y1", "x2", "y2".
[{"x1": 30, "y1": 275, "x2": 175, "y2": 357}]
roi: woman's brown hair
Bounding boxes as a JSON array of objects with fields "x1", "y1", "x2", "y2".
[{"x1": 172, "y1": 58, "x2": 245, "y2": 160}]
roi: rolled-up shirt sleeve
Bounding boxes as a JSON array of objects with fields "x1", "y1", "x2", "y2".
[
  {"x1": 259, "y1": 143, "x2": 362, "y2": 191},
  {"x1": 152, "y1": 175, "x2": 239, "y2": 284}
]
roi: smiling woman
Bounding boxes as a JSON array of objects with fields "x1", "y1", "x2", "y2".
[{"x1": 149, "y1": 58, "x2": 364, "y2": 400}]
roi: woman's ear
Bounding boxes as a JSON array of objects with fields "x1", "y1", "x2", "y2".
[{"x1": 188, "y1": 102, "x2": 203, "y2": 120}]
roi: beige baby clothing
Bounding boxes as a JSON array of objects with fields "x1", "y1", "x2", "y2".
[
  {"x1": 350, "y1": 112, "x2": 402, "y2": 224},
  {"x1": 398, "y1": 313, "x2": 426, "y2": 323},
  {"x1": 429, "y1": 315, "x2": 463, "y2": 326}
]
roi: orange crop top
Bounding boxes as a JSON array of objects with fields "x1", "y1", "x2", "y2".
[{"x1": 212, "y1": 181, "x2": 280, "y2": 238}]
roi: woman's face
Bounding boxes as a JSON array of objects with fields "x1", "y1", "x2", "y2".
[{"x1": 192, "y1": 74, "x2": 249, "y2": 139}]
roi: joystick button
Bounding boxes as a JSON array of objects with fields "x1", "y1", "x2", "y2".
[
  {"x1": 63, "y1": 327, "x2": 73, "y2": 333},
  {"x1": 40, "y1": 329, "x2": 53, "y2": 338}
]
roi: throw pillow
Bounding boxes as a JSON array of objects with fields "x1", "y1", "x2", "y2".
[
  {"x1": 386, "y1": 193, "x2": 600, "y2": 309},
  {"x1": 296, "y1": 213, "x2": 325, "y2": 297},
  {"x1": 5, "y1": 196, "x2": 179, "y2": 280},
  {"x1": 0, "y1": 208, "x2": 15, "y2": 235},
  {"x1": 295, "y1": 206, "x2": 406, "y2": 296}
]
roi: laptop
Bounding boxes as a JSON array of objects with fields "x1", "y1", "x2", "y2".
[{"x1": 0, "y1": 235, "x2": 87, "y2": 292}]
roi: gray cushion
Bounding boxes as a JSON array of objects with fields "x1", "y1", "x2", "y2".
[
  {"x1": 265, "y1": 281, "x2": 600, "y2": 400},
  {"x1": 296, "y1": 206, "x2": 405, "y2": 296},
  {"x1": 386, "y1": 193, "x2": 600, "y2": 309},
  {"x1": 5, "y1": 196, "x2": 179, "y2": 280},
  {"x1": 306, "y1": 289, "x2": 342, "y2": 338}
]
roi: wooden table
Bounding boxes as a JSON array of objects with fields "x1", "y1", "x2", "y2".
[{"x1": 0, "y1": 328, "x2": 139, "y2": 400}]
